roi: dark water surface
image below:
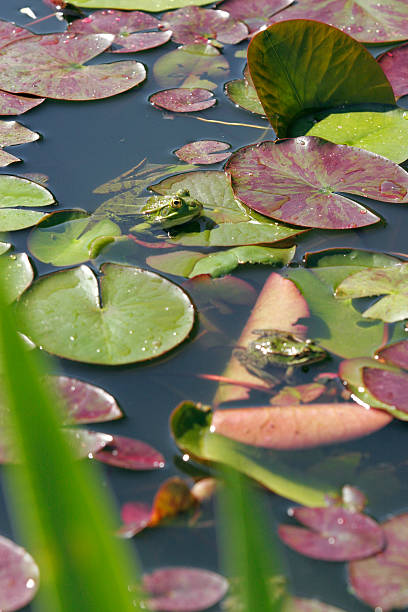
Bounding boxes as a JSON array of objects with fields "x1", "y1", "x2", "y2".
[{"x1": 1, "y1": 2, "x2": 408, "y2": 610}]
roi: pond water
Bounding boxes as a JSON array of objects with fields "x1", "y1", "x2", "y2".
[{"x1": 1, "y1": 1, "x2": 408, "y2": 610}]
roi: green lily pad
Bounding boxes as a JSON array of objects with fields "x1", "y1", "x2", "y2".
[
  {"x1": 147, "y1": 245, "x2": 295, "y2": 278},
  {"x1": 224, "y1": 77, "x2": 265, "y2": 115},
  {"x1": 150, "y1": 171, "x2": 305, "y2": 246},
  {"x1": 17, "y1": 263, "x2": 195, "y2": 365},
  {"x1": 247, "y1": 20, "x2": 395, "y2": 137},
  {"x1": 0, "y1": 251, "x2": 34, "y2": 304},
  {"x1": 307, "y1": 109, "x2": 408, "y2": 163},
  {"x1": 70, "y1": 0, "x2": 217, "y2": 10},
  {"x1": 0, "y1": 174, "x2": 55, "y2": 232},
  {"x1": 335, "y1": 264, "x2": 408, "y2": 323},
  {"x1": 28, "y1": 210, "x2": 121, "y2": 266}
]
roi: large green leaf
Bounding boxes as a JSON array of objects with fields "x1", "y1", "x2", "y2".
[
  {"x1": 0, "y1": 175, "x2": 55, "y2": 232},
  {"x1": 247, "y1": 20, "x2": 395, "y2": 137},
  {"x1": 0, "y1": 251, "x2": 33, "y2": 303},
  {"x1": 17, "y1": 264, "x2": 195, "y2": 365},
  {"x1": 70, "y1": 0, "x2": 216, "y2": 10}
]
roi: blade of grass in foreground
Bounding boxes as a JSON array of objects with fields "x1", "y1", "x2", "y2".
[{"x1": 0, "y1": 283, "x2": 145, "y2": 612}]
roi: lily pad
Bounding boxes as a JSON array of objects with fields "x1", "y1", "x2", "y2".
[
  {"x1": 270, "y1": 0, "x2": 408, "y2": 43},
  {"x1": 0, "y1": 535, "x2": 39, "y2": 611},
  {"x1": 0, "y1": 174, "x2": 55, "y2": 232},
  {"x1": 378, "y1": 44, "x2": 408, "y2": 99},
  {"x1": 220, "y1": 0, "x2": 294, "y2": 33},
  {"x1": 153, "y1": 44, "x2": 229, "y2": 90},
  {"x1": 225, "y1": 68, "x2": 264, "y2": 115},
  {"x1": 279, "y1": 506, "x2": 384, "y2": 561},
  {"x1": 147, "y1": 246, "x2": 295, "y2": 278},
  {"x1": 94, "y1": 435, "x2": 165, "y2": 470},
  {"x1": 70, "y1": 0, "x2": 218, "y2": 10},
  {"x1": 0, "y1": 91, "x2": 44, "y2": 116},
  {"x1": 349, "y1": 513, "x2": 408, "y2": 610},
  {"x1": 0, "y1": 251, "x2": 34, "y2": 303},
  {"x1": 247, "y1": 20, "x2": 395, "y2": 136},
  {"x1": 160, "y1": 6, "x2": 248, "y2": 45},
  {"x1": 0, "y1": 120, "x2": 39, "y2": 167},
  {"x1": 174, "y1": 140, "x2": 231, "y2": 164},
  {"x1": 183, "y1": 275, "x2": 256, "y2": 311},
  {"x1": 226, "y1": 137, "x2": 408, "y2": 229},
  {"x1": 377, "y1": 338, "x2": 408, "y2": 369},
  {"x1": 16, "y1": 263, "x2": 195, "y2": 365},
  {"x1": 0, "y1": 33, "x2": 146, "y2": 100},
  {"x1": 287, "y1": 600, "x2": 346, "y2": 612},
  {"x1": 142, "y1": 567, "x2": 229, "y2": 612},
  {"x1": 28, "y1": 210, "x2": 121, "y2": 266},
  {"x1": 335, "y1": 264, "x2": 408, "y2": 322},
  {"x1": 150, "y1": 88, "x2": 216, "y2": 112},
  {"x1": 363, "y1": 367, "x2": 408, "y2": 414},
  {"x1": 0, "y1": 19, "x2": 34, "y2": 48},
  {"x1": 0, "y1": 241, "x2": 10, "y2": 255},
  {"x1": 150, "y1": 171, "x2": 304, "y2": 246}
]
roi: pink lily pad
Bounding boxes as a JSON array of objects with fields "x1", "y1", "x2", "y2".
[
  {"x1": 0, "y1": 33, "x2": 146, "y2": 100},
  {"x1": 150, "y1": 88, "x2": 216, "y2": 112},
  {"x1": 143, "y1": 567, "x2": 229, "y2": 612},
  {"x1": 220, "y1": 0, "x2": 294, "y2": 33},
  {"x1": 279, "y1": 506, "x2": 385, "y2": 561},
  {"x1": 349, "y1": 513, "x2": 408, "y2": 610},
  {"x1": 174, "y1": 140, "x2": 231, "y2": 164},
  {"x1": 378, "y1": 44, "x2": 408, "y2": 99},
  {"x1": 0, "y1": 19, "x2": 34, "y2": 49},
  {"x1": 226, "y1": 137, "x2": 408, "y2": 229},
  {"x1": 94, "y1": 434, "x2": 165, "y2": 470},
  {"x1": 160, "y1": 6, "x2": 248, "y2": 45},
  {"x1": 0, "y1": 535, "x2": 39, "y2": 611},
  {"x1": 69, "y1": 9, "x2": 171, "y2": 53},
  {"x1": 270, "y1": 0, "x2": 408, "y2": 43},
  {"x1": 118, "y1": 502, "x2": 152, "y2": 537},
  {"x1": 0, "y1": 90, "x2": 44, "y2": 116},
  {"x1": 377, "y1": 338, "x2": 408, "y2": 369},
  {"x1": 363, "y1": 367, "x2": 408, "y2": 413}
]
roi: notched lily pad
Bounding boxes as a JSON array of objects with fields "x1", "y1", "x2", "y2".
[
  {"x1": 0, "y1": 535, "x2": 39, "y2": 611},
  {"x1": 0, "y1": 91, "x2": 44, "y2": 116},
  {"x1": 150, "y1": 88, "x2": 216, "y2": 112},
  {"x1": 94, "y1": 435, "x2": 165, "y2": 470},
  {"x1": 220, "y1": 0, "x2": 294, "y2": 33},
  {"x1": 160, "y1": 6, "x2": 248, "y2": 45},
  {"x1": 0, "y1": 174, "x2": 55, "y2": 232},
  {"x1": 174, "y1": 140, "x2": 231, "y2": 165}
]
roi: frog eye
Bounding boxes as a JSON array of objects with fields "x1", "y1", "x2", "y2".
[{"x1": 171, "y1": 197, "x2": 183, "y2": 208}]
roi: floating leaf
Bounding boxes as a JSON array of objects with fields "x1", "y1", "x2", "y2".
[
  {"x1": 94, "y1": 435, "x2": 165, "y2": 470},
  {"x1": 0, "y1": 33, "x2": 146, "y2": 101},
  {"x1": 147, "y1": 245, "x2": 295, "y2": 278},
  {"x1": 28, "y1": 210, "x2": 121, "y2": 266},
  {"x1": 17, "y1": 263, "x2": 195, "y2": 365},
  {"x1": 70, "y1": 0, "x2": 218, "y2": 10},
  {"x1": 143, "y1": 567, "x2": 229, "y2": 612},
  {"x1": 377, "y1": 338, "x2": 408, "y2": 369},
  {"x1": 0, "y1": 535, "x2": 39, "y2": 610},
  {"x1": 150, "y1": 88, "x2": 216, "y2": 112},
  {"x1": 0, "y1": 174, "x2": 55, "y2": 232},
  {"x1": 225, "y1": 67, "x2": 264, "y2": 115},
  {"x1": 0, "y1": 19, "x2": 34, "y2": 48},
  {"x1": 150, "y1": 171, "x2": 304, "y2": 246},
  {"x1": 160, "y1": 6, "x2": 248, "y2": 45},
  {"x1": 220, "y1": 0, "x2": 294, "y2": 33},
  {"x1": 270, "y1": 0, "x2": 408, "y2": 43},
  {"x1": 153, "y1": 44, "x2": 229, "y2": 90},
  {"x1": 227, "y1": 137, "x2": 408, "y2": 229},
  {"x1": 174, "y1": 140, "x2": 231, "y2": 165},
  {"x1": 279, "y1": 506, "x2": 384, "y2": 561},
  {"x1": 378, "y1": 44, "x2": 408, "y2": 99},
  {"x1": 363, "y1": 367, "x2": 408, "y2": 414},
  {"x1": 0, "y1": 241, "x2": 10, "y2": 255},
  {"x1": 0, "y1": 120, "x2": 39, "y2": 167},
  {"x1": 349, "y1": 513, "x2": 408, "y2": 610},
  {"x1": 0, "y1": 90, "x2": 45, "y2": 116},
  {"x1": 119, "y1": 502, "x2": 152, "y2": 537},
  {"x1": 247, "y1": 20, "x2": 395, "y2": 136},
  {"x1": 0, "y1": 251, "x2": 34, "y2": 304}
]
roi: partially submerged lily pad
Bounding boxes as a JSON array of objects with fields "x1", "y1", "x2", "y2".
[
  {"x1": 0, "y1": 90, "x2": 44, "y2": 116},
  {"x1": 227, "y1": 137, "x2": 408, "y2": 229},
  {"x1": 378, "y1": 44, "x2": 408, "y2": 99},
  {"x1": 0, "y1": 33, "x2": 146, "y2": 100},
  {"x1": 174, "y1": 140, "x2": 231, "y2": 165},
  {"x1": 0, "y1": 535, "x2": 39, "y2": 611},
  {"x1": 0, "y1": 174, "x2": 55, "y2": 232},
  {"x1": 0, "y1": 251, "x2": 34, "y2": 303},
  {"x1": 94, "y1": 435, "x2": 165, "y2": 470},
  {"x1": 17, "y1": 263, "x2": 195, "y2": 365},
  {"x1": 160, "y1": 6, "x2": 248, "y2": 45},
  {"x1": 150, "y1": 88, "x2": 216, "y2": 112},
  {"x1": 220, "y1": 0, "x2": 294, "y2": 33}
]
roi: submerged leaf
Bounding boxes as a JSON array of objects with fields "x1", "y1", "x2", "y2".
[
  {"x1": 94, "y1": 435, "x2": 165, "y2": 470},
  {"x1": 220, "y1": 0, "x2": 294, "y2": 33},
  {"x1": 160, "y1": 6, "x2": 248, "y2": 45},
  {"x1": 174, "y1": 140, "x2": 231, "y2": 165},
  {"x1": 150, "y1": 88, "x2": 216, "y2": 112},
  {"x1": 0, "y1": 174, "x2": 55, "y2": 232},
  {"x1": 0, "y1": 91, "x2": 45, "y2": 116},
  {"x1": 378, "y1": 44, "x2": 408, "y2": 99},
  {"x1": 0, "y1": 535, "x2": 39, "y2": 611}
]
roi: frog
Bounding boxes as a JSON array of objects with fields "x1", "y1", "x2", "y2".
[
  {"x1": 233, "y1": 329, "x2": 328, "y2": 385},
  {"x1": 129, "y1": 189, "x2": 203, "y2": 233}
]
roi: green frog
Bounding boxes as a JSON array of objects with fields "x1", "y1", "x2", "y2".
[
  {"x1": 129, "y1": 189, "x2": 203, "y2": 233},
  {"x1": 233, "y1": 329, "x2": 328, "y2": 385}
]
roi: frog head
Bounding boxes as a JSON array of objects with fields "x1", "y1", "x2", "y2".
[{"x1": 141, "y1": 189, "x2": 203, "y2": 229}]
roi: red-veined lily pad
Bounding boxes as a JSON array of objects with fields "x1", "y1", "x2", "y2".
[
  {"x1": 70, "y1": 0, "x2": 219, "y2": 10},
  {"x1": 142, "y1": 567, "x2": 229, "y2": 612},
  {"x1": 69, "y1": 9, "x2": 171, "y2": 52},
  {"x1": 160, "y1": 6, "x2": 248, "y2": 45},
  {"x1": 378, "y1": 44, "x2": 408, "y2": 99},
  {"x1": 174, "y1": 140, "x2": 231, "y2": 165},
  {"x1": 0, "y1": 90, "x2": 44, "y2": 116},
  {"x1": 270, "y1": 0, "x2": 408, "y2": 43},
  {"x1": 247, "y1": 20, "x2": 395, "y2": 137},
  {"x1": 220, "y1": 0, "x2": 294, "y2": 33},
  {"x1": 0, "y1": 120, "x2": 39, "y2": 167},
  {"x1": 278, "y1": 506, "x2": 384, "y2": 561},
  {"x1": 94, "y1": 435, "x2": 165, "y2": 470},
  {"x1": 0, "y1": 535, "x2": 39, "y2": 611},
  {"x1": 0, "y1": 33, "x2": 146, "y2": 100},
  {"x1": 0, "y1": 251, "x2": 34, "y2": 304},
  {"x1": 150, "y1": 88, "x2": 216, "y2": 112},
  {"x1": 0, "y1": 174, "x2": 55, "y2": 232},
  {"x1": 226, "y1": 137, "x2": 408, "y2": 229},
  {"x1": 16, "y1": 263, "x2": 195, "y2": 365},
  {"x1": 349, "y1": 513, "x2": 408, "y2": 610},
  {"x1": 377, "y1": 338, "x2": 408, "y2": 369},
  {"x1": 0, "y1": 19, "x2": 34, "y2": 48}
]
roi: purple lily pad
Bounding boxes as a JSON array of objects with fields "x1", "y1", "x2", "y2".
[
  {"x1": 363, "y1": 367, "x2": 408, "y2": 413},
  {"x1": 143, "y1": 567, "x2": 229, "y2": 612},
  {"x1": 0, "y1": 90, "x2": 44, "y2": 116},
  {"x1": 270, "y1": 0, "x2": 408, "y2": 43},
  {"x1": 50, "y1": 375, "x2": 123, "y2": 425},
  {"x1": 0, "y1": 33, "x2": 146, "y2": 101},
  {"x1": 94, "y1": 434, "x2": 165, "y2": 470},
  {"x1": 0, "y1": 535, "x2": 39, "y2": 611},
  {"x1": 278, "y1": 506, "x2": 385, "y2": 561},
  {"x1": 150, "y1": 88, "x2": 216, "y2": 112},
  {"x1": 378, "y1": 44, "x2": 408, "y2": 99},
  {"x1": 377, "y1": 338, "x2": 408, "y2": 369},
  {"x1": 349, "y1": 513, "x2": 408, "y2": 610},
  {"x1": 220, "y1": 0, "x2": 294, "y2": 33},
  {"x1": 226, "y1": 137, "x2": 408, "y2": 229},
  {"x1": 118, "y1": 502, "x2": 152, "y2": 538},
  {"x1": 69, "y1": 9, "x2": 171, "y2": 53},
  {"x1": 175, "y1": 140, "x2": 231, "y2": 164},
  {"x1": 160, "y1": 6, "x2": 248, "y2": 45},
  {"x1": 0, "y1": 19, "x2": 34, "y2": 49}
]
